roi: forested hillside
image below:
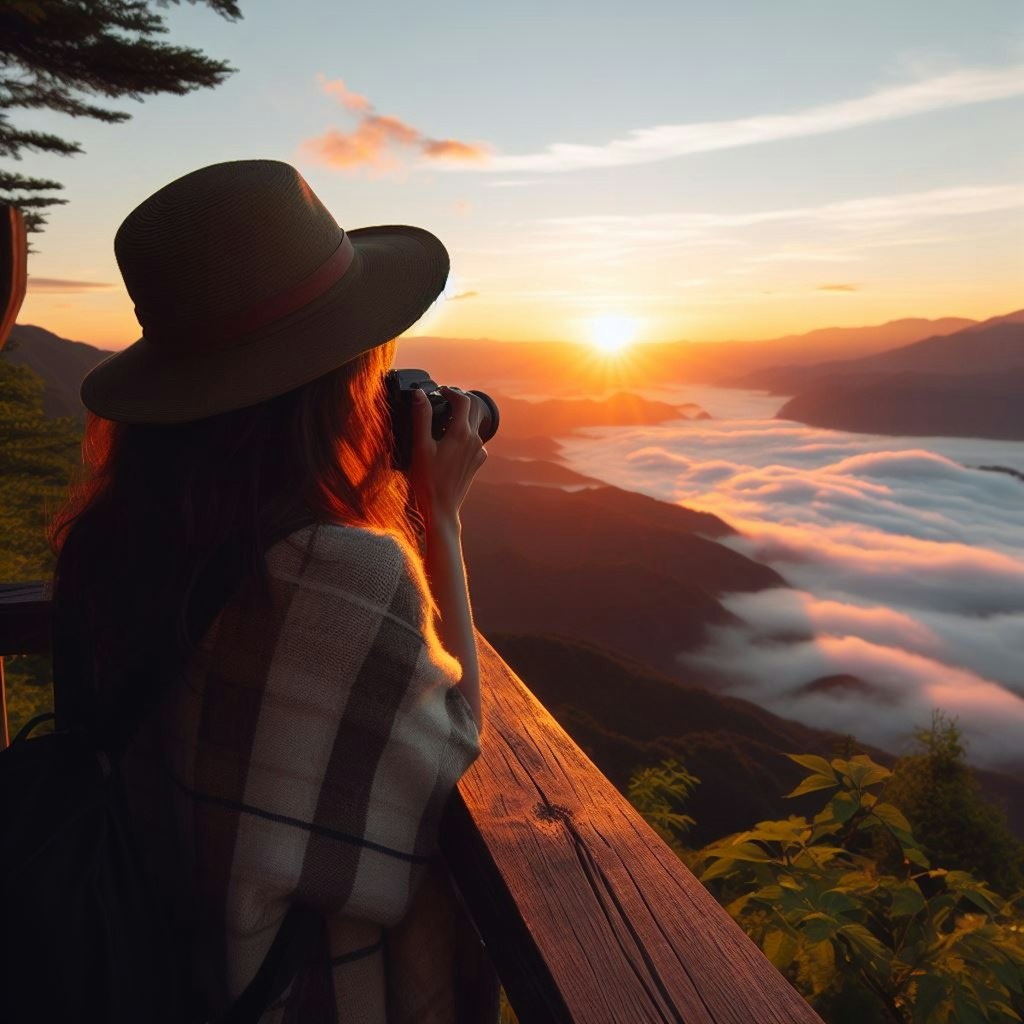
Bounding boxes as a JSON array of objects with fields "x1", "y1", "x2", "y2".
[{"x1": 0, "y1": 347, "x2": 82, "y2": 733}]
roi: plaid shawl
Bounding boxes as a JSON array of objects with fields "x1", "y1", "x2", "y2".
[{"x1": 121, "y1": 523, "x2": 494, "y2": 1023}]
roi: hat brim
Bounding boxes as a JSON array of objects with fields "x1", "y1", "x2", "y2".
[{"x1": 80, "y1": 225, "x2": 449, "y2": 424}]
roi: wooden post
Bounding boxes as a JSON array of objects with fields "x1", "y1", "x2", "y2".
[
  {"x1": 0, "y1": 656, "x2": 8, "y2": 751},
  {"x1": 0, "y1": 203, "x2": 28, "y2": 352},
  {"x1": 0, "y1": 204, "x2": 29, "y2": 745}
]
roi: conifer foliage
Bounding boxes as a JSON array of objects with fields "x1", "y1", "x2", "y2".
[{"x1": 0, "y1": 0, "x2": 241, "y2": 236}]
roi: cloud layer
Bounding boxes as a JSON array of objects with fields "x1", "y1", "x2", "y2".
[
  {"x1": 27, "y1": 278, "x2": 114, "y2": 292},
  {"x1": 556, "y1": 386, "x2": 1024, "y2": 770},
  {"x1": 448, "y1": 65, "x2": 1024, "y2": 174},
  {"x1": 301, "y1": 73, "x2": 491, "y2": 173}
]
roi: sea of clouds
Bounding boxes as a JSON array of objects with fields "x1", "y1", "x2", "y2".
[{"x1": 555, "y1": 386, "x2": 1024, "y2": 772}]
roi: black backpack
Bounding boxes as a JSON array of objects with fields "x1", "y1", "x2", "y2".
[{"x1": 0, "y1": 516, "x2": 323, "y2": 1023}]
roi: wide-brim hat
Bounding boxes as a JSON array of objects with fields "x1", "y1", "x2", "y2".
[{"x1": 80, "y1": 158, "x2": 450, "y2": 424}]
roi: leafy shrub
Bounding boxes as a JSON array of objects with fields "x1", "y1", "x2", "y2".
[
  {"x1": 881, "y1": 712, "x2": 1024, "y2": 897},
  {"x1": 626, "y1": 757, "x2": 699, "y2": 856},
  {"x1": 629, "y1": 753, "x2": 1024, "y2": 1023}
]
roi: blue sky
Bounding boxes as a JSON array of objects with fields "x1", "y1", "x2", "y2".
[{"x1": 14, "y1": 0, "x2": 1024, "y2": 348}]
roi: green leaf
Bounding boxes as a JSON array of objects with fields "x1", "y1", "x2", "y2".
[
  {"x1": 721, "y1": 841, "x2": 775, "y2": 863},
  {"x1": 785, "y1": 773, "x2": 840, "y2": 799},
  {"x1": 903, "y1": 845, "x2": 930, "y2": 869},
  {"x1": 829, "y1": 791, "x2": 860, "y2": 824},
  {"x1": 913, "y1": 973, "x2": 949, "y2": 1022},
  {"x1": 724, "y1": 893, "x2": 753, "y2": 916},
  {"x1": 801, "y1": 937, "x2": 836, "y2": 994},
  {"x1": 944, "y1": 872, "x2": 1002, "y2": 914},
  {"x1": 745, "y1": 818, "x2": 810, "y2": 844},
  {"x1": 888, "y1": 883, "x2": 926, "y2": 918},
  {"x1": 837, "y1": 923, "x2": 888, "y2": 964},
  {"x1": 820, "y1": 889, "x2": 857, "y2": 916},
  {"x1": 986, "y1": 952, "x2": 1023, "y2": 994},
  {"x1": 785, "y1": 753, "x2": 837, "y2": 777},
  {"x1": 952, "y1": 987, "x2": 990, "y2": 1024},
  {"x1": 697, "y1": 857, "x2": 736, "y2": 883},
  {"x1": 800, "y1": 913, "x2": 839, "y2": 944},
  {"x1": 763, "y1": 928, "x2": 798, "y2": 969},
  {"x1": 871, "y1": 802, "x2": 912, "y2": 832},
  {"x1": 839, "y1": 757, "x2": 891, "y2": 788}
]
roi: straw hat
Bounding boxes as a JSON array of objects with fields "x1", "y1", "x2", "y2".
[{"x1": 80, "y1": 159, "x2": 450, "y2": 424}]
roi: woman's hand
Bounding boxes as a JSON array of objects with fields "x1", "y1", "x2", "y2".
[{"x1": 408, "y1": 385, "x2": 488, "y2": 529}]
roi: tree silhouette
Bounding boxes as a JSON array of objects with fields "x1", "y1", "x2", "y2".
[{"x1": 0, "y1": 0, "x2": 241, "y2": 241}]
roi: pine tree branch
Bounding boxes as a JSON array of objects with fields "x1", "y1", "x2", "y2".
[
  {"x1": 0, "y1": 121, "x2": 82, "y2": 157},
  {"x1": 157, "y1": 0, "x2": 242, "y2": 23},
  {"x1": 0, "y1": 0, "x2": 242, "y2": 237},
  {"x1": 1, "y1": 79, "x2": 132, "y2": 121},
  {"x1": 0, "y1": 170, "x2": 64, "y2": 192},
  {"x1": 0, "y1": 194, "x2": 67, "y2": 208}
]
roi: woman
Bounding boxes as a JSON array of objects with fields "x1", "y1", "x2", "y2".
[{"x1": 48, "y1": 160, "x2": 495, "y2": 1022}]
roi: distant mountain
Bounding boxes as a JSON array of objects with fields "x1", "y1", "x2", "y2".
[
  {"x1": 778, "y1": 369, "x2": 1024, "y2": 440},
  {"x1": 3, "y1": 324, "x2": 112, "y2": 419},
  {"x1": 488, "y1": 632, "x2": 1024, "y2": 843},
  {"x1": 477, "y1": 453, "x2": 603, "y2": 488},
  {"x1": 731, "y1": 309, "x2": 1024, "y2": 394},
  {"x1": 797, "y1": 673, "x2": 900, "y2": 704},
  {"x1": 493, "y1": 389, "x2": 702, "y2": 437},
  {"x1": 3, "y1": 323, "x2": 705, "y2": 431},
  {"x1": 400, "y1": 315, "x2": 976, "y2": 395},
  {"x1": 743, "y1": 310, "x2": 1024, "y2": 439},
  {"x1": 461, "y1": 478, "x2": 782, "y2": 679}
]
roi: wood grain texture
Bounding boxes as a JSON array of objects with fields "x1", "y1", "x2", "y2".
[{"x1": 441, "y1": 630, "x2": 824, "y2": 1024}]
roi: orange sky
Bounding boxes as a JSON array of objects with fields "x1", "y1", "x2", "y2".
[{"x1": 10, "y1": 3, "x2": 1024, "y2": 352}]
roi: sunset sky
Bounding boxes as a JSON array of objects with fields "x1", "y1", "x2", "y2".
[{"x1": 13, "y1": 0, "x2": 1024, "y2": 351}]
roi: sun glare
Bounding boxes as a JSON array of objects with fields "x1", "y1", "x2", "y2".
[{"x1": 588, "y1": 314, "x2": 639, "y2": 355}]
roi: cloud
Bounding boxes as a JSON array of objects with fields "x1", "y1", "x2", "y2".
[
  {"x1": 470, "y1": 183, "x2": 1024, "y2": 269},
  {"x1": 27, "y1": 277, "x2": 114, "y2": 292},
  {"x1": 448, "y1": 290, "x2": 479, "y2": 301},
  {"x1": 422, "y1": 139, "x2": 489, "y2": 162},
  {"x1": 817, "y1": 283, "x2": 860, "y2": 292},
  {"x1": 682, "y1": 624, "x2": 1024, "y2": 766},
  {"x1": 556, "y1": 386, "x2": 1024, "y2": 770},
  {"x1": 302, "y1": 75, "x2": 492, "y2": 173},
  {"x1": 487, "y1": 179, "x2": 546, "y2": 188},
  {"x1": 436, "y1": 65, "x2": 1024, "y2": 174},
  {"x1": 531, "y1": 184, "x2": 1024, "y2": 244},
  {"x1": 315, "y1": 73, "x2": 371, "y2": 113}
]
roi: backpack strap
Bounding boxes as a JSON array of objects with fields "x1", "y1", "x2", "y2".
[{"x1": 213, "y1": 903, "x2": 325, "y2": 1024}]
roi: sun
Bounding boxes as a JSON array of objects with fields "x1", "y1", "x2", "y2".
[{"x1": 588, "y1": 314, "x2": 639, "y2": 355}]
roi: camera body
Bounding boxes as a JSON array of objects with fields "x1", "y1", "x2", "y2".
[{"x1": 384, "y1": 368, "x2": 499, "y2": 471}]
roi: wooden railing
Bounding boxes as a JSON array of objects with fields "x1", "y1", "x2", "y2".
[{"x1": 0, "y1": 581, "x2": 824, "y2": 1023}]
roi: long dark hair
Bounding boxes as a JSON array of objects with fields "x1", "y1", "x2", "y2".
[{"x1": 48, "y1": 338, "x2": 434, "y2": 711}]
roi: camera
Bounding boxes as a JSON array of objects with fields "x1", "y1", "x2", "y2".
[{"x1": 384, "y1": 368, "x2": 500, "y2": 471}]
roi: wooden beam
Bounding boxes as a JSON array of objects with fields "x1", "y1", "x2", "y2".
[
  {"x1": 0, "y1": 582, "x2": 50, "y2": 655},
  {"x1": 441, "y1": 631, "x2": 824, "y2": 1024},
  {"x1": 0, "y1": 204, "x2": 27, "y2": 352}
]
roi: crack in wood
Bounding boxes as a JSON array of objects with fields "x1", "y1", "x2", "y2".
[
  {"x1": 600, "y1": 821, "x2": 721, "y2": 1024},
  {"x1": 559, "y1": 811, "x2": 681, "y2": 1022}
]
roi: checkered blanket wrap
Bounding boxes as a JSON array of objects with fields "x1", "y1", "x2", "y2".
[{"x1": 121, "y1": 523, "x2": 489, "y2": 1022}]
